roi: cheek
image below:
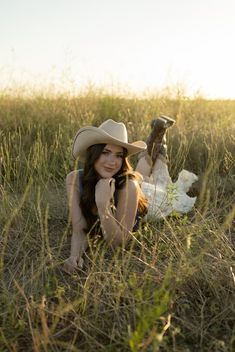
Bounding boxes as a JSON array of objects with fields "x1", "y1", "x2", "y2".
[{"x1": 94, "y1": 154, "x2": 107, "y2": 171}]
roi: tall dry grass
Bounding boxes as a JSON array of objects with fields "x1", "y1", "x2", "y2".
[{"x1": 0, "y1": 89, "x2": 234, "y2": 351}]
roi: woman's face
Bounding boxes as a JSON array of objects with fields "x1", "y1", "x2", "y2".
[{"x1": 94, "y1": 144, "x2": 124, "y2": 178}]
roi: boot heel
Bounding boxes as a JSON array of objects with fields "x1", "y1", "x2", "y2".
[{"x1": 160, "y1": 115, "x2": 175, "y2": 127}]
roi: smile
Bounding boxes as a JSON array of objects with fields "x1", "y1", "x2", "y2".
[{"x1": 104, "y1": 167, "x2": 115, "y2": 172}]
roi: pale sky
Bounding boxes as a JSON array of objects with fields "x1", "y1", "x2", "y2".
[{"x1": 1, "y1": 0, "x2": 235, "y2": 98}]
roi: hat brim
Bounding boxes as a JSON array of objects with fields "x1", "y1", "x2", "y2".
[{"x1": 72, "y1": 126, "x2": 146, "y2": 160}]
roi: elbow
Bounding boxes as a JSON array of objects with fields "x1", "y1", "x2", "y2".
[{"x1": 103, "y1": 231, "x2": 129, "y2": 248}]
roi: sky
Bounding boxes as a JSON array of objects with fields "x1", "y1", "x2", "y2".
[{"x1": 1, "y1": 0, "x2": 235, "y2": 98}]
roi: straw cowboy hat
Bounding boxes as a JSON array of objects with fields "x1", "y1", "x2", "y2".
[{"x1": 72, "y1": 119, "x2": 147, "y2": 160}]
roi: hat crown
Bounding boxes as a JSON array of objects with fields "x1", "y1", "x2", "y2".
[
  {"x1": 99, "y1": 119, "x2": 128, "y2": 143},
  {"x1": 72, "y1": 118, "x2": 146, "y2": 160}
]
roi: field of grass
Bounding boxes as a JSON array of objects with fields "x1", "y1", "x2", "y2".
[{"x1": 0, "y1": 90, "x2": 234, "y2": 351}]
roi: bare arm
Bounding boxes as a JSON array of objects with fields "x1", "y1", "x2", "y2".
[
  {"x1": 63, "y1": 170, "x2": 88, "y2": 273},
  {"x1": 96, "y1": 179, "x2": 139, "y2": 247}
]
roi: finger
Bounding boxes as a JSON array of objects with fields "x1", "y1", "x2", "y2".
[
  {"x1": 78, "y1": 257, "x2": 84, "y2": 268},
  {"x1": 62, "y1": 263, "x2": 74, "y2": 275},
  {"x1": 96, "y1": 178, "x2": 112, "y2": 190}
]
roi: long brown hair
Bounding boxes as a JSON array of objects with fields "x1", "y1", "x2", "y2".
[{"x1": 80, "y1": 144, "x2": 148, "y2": 235}]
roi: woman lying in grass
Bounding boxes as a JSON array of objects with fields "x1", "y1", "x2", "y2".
[{"x1": 63, "y1": 117, "x2": 198, "y2": 274}]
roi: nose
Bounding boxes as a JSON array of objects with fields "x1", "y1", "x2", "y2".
[{"x1": 107, "y1": 153, "x2": 117, "y2": 164}]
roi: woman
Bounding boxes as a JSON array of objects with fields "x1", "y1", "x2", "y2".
[{"x1": 63, "y1": 118, "x2": 198, "y2": 274}]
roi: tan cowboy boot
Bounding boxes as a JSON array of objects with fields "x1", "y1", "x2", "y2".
[
  {"x1": 136, "y1": 115, "x2": 175, "y2": 178},
  {"x1": 146, "y1": 115, "x2": 175, "y2": 165}
]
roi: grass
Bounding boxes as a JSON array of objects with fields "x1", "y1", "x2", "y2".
[{"x1": 0, "y1": 88, "x2": 234, "y2": 351}]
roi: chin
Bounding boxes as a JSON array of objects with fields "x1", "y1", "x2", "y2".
[{"x1": 100, "y1": 172, "x2": 115, "y2": 178}]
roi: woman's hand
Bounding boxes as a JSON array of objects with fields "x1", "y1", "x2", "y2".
[
  {"x1": 95, "y1": 178, "x2": 115, "y2": 210},
  {"x1": 62, "y1": 256, "x2": 84, "y2": 275}
]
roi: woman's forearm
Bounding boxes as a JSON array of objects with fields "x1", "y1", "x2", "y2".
[
  {"x1": 96, "y1": 179, "x2": 138, "y2": 247},
  {"x1": 70, "y1": 231, "x2": 88, "y2": 259},
  {"x1": 69, "y1": 200, "x2": 88, "y2": 259},
  {"x1": 66, "y1": 171, "x2": 88, "y2": 260},
  {"x1": 97, "y1": 205, "x2": 129, "y2": 247}
]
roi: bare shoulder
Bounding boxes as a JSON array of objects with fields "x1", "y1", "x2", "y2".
[{"x1": 66, "y1": 170, "x2": 82, "y2": 193}]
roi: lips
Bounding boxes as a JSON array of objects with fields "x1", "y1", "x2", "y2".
[{"x1": 104, "y1": 167, "x2": 115, "y2": 172}]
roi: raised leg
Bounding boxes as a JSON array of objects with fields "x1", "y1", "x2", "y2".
[
  {"x1": 135, "y1": 115, "x2": 175, "y2": 184},
  {"x1": 135, "y1": 152, "x2": 152, "y2": 182}
]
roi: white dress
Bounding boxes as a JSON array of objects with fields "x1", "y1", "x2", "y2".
[{"x1": 141, "y1": 158, "x2": 198, "y2": 219}]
